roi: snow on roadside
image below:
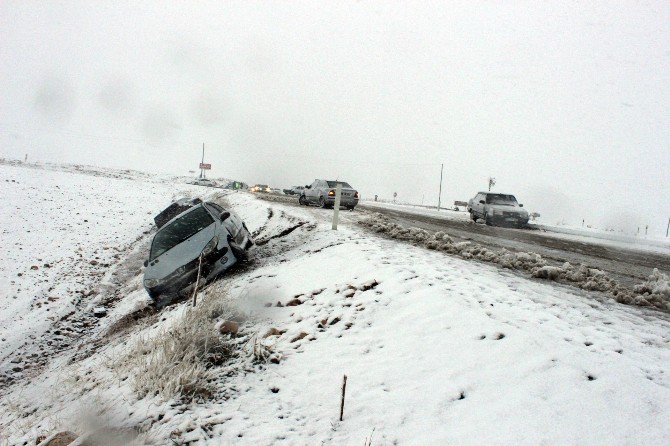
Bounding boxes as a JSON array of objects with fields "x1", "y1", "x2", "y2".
[
  {"x1": 1, "y1": 188, "x2": 669, "y2": 445},
  {"x1": 359, "y1": 212, "x2": 670, "y2": 310}
]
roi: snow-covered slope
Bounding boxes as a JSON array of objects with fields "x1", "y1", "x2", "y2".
[
  {"x1": 1, "y1": 165, "x2": 669, "y2": 445},
  {"x1": 0, "y1": 163, "x2": 201, "y2": 366}
]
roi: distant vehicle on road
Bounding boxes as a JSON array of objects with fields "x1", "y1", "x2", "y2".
[
  {"x1": 224, "y1": 180, "x2": 247, "y2": 190},
  {"x1": 467, "y1": 192, "x2": 529, "y2": 227},
  {"x1": 143, "y1": 201, "x2": 253, "y2": 301},
  {"x1": 189, "y1": 178, "x2": 217, "y2": 187},
  {"x1": 283, "y1": 186, "x2": 305, "y2": 195},
  {"x1": 299, "y1": 179, "x2": 359, "y2": 210},
  {"x1": 250, "y1": 184, "x2": 271, "y2": 193}
]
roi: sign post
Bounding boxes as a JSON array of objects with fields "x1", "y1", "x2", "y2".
[
  {"x1": 437, "y1": 163, "x2": 443, "y2": 211},
  {"x1": 332, "y1": 183, "x2": 342, "y2": 230},
  {"x1": 200, "y1": 143, "x2": 205, "y2": 178}
]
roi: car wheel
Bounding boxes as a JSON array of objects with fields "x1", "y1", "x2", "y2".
[
  {"x1": 298, "y1": 195, "x2": 307, "y2": 205},
  {"x1": 484, "y1": 213, "x2": 493, "y2": 226},
  {"x1": 228, "y1": 234, "x2": 249, "y2": 262},
  {"x1": 470, "y1": 211, "x2": 478, "y2": 222},
  {"x1": 347, "y1": 206, "x2": 355, "y2": 211},
  {"x1": 319, "y1": 196, "x2": 328, "y2": 208}
]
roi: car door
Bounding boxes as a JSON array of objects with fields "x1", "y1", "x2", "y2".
[
  {"x1": 475, "y1": 193, "x2": 484, "y2": 217},
  {"x1": 306, "y1": 180, "x2": 319, "y2": 203},
  {"x1": 205, "y1": 202, "x2": 242, "y2": 244}
]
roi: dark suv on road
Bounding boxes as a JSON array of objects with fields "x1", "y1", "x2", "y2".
[
  {"x1": 468, "y1": 192, "x2": 529, "y2": 228},
  {"x1": 299, "y1": 179, "x2": 359, "y2": 210}
]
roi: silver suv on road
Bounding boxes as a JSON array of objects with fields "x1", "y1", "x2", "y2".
[
  {"x1": 467, "y1": 192, "x2": 529, "y2": 228},
  {"x1": 299, "y1": 179, "x2": 359, "y2": 210}
]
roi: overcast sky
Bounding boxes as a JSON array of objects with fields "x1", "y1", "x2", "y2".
[{"x1": 1, "y1": 1, "x2": 669, "y2": 235}]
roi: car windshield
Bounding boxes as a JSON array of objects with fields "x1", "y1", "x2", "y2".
[
  {"x1": 150, "y1": 206, "x2": 214, "y2": 260},
  {"x1": 326, "y1": 181, "x2": 352, "y2": 188},
  {"x1": 486, "y1": 194, "x2": 518, "y2": 205}
]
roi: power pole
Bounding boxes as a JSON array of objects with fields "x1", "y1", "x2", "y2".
[
  {"x1": 200, "y1": 143, "x2": 205, "y2": 179},
  {"x1": 437, "y1": 163, "x2": 443, "y2": 211},
  {"x1": 666, "y1": 218, "x2": 669, "y2": 237}
]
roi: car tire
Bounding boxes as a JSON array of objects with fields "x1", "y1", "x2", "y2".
[
  {"x1": 484, "y1": 213, "x2": 493, "y2": 226},
  {"x1": 228, "y1": 234, "x2": 249, "y2": 262},
  {"x1": 470, "y1": 211, "x2": 478, "y2": 222},
  {"x1": 347, "y1": 206, "x2": 355, "y2": 211},
  {"x1": 319, "y1": 196, "x2": 328, "y2": 208},
  {"x1": 298, "y1": 195, "x2": 307, "y2": 206}
]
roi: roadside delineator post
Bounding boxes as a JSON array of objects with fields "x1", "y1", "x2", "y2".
[
  {"x1": 332, "y1": 183, "x2": 342, "y2": 230},
  {"x1": 340, "y1": 374, "x2": 348, "y2": 421}
]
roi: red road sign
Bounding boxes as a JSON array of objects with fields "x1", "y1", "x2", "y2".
[{"x1": 199, "y1": 163, "x2": 211, "y2": 170}]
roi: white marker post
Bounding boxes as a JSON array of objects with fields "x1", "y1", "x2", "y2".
[{"x1": 332, "y1": 183, "x2": 342, "y2": 230}]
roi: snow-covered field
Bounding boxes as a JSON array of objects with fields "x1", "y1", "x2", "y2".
[
  {"x1": 0, "y1": 163, "x2": 201, "y2": 363},
  {"x1": 1, "y1": 164, "x2": 669, "y2": 445}
]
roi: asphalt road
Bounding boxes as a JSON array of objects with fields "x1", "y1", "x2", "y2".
[
  {"x1": 254, "y1": 193, "x2": 669, "y2": 289},
  {"x1": 359, "y1": 203, "x2": 670, "y2": 289}
]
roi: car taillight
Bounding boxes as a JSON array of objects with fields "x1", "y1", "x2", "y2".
[
  {"x1": 328, "y1": 190, "x2": 335, "y2": 196},
  {"x1": 354, "y1": 191, "x2": 359, "y2": 198}
]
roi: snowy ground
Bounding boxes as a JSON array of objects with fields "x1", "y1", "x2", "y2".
[
  {"x1": 1, "y1": 164, "x2": 669, "y2": 445},
  {"x1": 0, "y1": 163, "x2": 202, "y2": 369}
]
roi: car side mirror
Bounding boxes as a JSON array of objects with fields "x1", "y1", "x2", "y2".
[
  {"x1": 479, "y1": 200, "x2": 485, "y2": 204},
  {"x1": 519, "y1": 204, "x2": 523, "y2": 207},
  {"x1": 220, "y1": 211, "x2": 231, "y2": 221},
  {"x1": 305, "y1": 185, "x2": 310, "y2": 189},
  {"x1": 143, "y1": 260, "x2": 149, "y2": 267}
]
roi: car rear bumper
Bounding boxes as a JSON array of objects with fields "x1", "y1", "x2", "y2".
[
  {"x1": 491, "y1": 214, "x2": 528, "y2": 226},
  {"x1": 325, "y1": 196, "x2": 359, "y2": 206}
]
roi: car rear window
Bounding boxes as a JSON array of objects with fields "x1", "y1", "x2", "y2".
[
  {"x1": 150, "y1": 205, "x2": 214, "y2": 260},
  {"x1": 326, "y1": 181, "x2": 352, "y2": 188}
]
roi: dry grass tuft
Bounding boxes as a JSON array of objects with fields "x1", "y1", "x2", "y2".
[{"x1": 120, "y1": 293, "x2": 241, "y2": 402}]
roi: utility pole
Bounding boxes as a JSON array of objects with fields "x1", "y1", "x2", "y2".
[
  {"x1": 666, "y1": 218, "x2": 669, "y2": 237},
  {"x1": 200, "y1": 143, "x2": 205, "y2": 179},
  {"x1": 437, "y1": 163, "x2": 443, "y2": 211}
]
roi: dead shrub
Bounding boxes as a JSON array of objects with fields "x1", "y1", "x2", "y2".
[{"x1": 119, "y1": 293, "x2": 241, "y2": 402}]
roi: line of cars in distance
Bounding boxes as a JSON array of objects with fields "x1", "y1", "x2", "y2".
[{"x1": 252, "y1": 180, "x2": 360, "y2": 210}]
